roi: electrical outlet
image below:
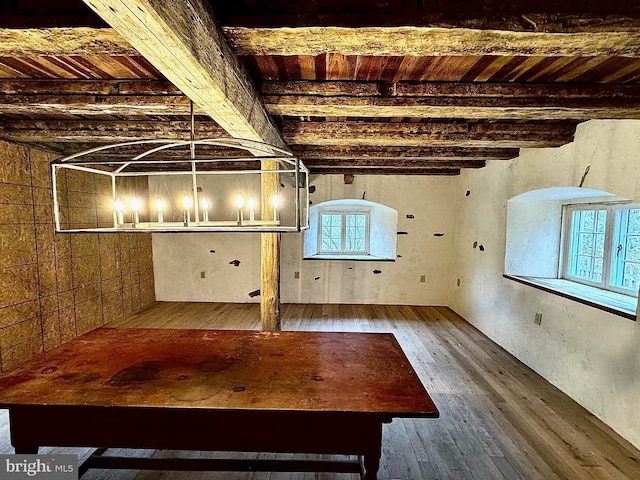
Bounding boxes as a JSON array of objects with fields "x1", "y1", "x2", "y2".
[
  {"x1": 420, "y1": 275, "x2": 426, "y2": 283},
  {"x1": 200, "y1": 271, "x2": 206, "y2": 279},
  {"x1": 534, "y1": 312, "x2": 543, "y2": 325},
  {"x1": 294, "y1": 271, "x2": 300, "y2": 279}
]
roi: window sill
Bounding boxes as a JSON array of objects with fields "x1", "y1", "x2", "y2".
[
  {"x1": 504, "y1": 274, "x2": 637, "y2": 321},
  {"x1": 304, "y1": 254, "x2": 395, "y2": 261}
]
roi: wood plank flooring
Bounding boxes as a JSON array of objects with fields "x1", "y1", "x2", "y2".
[{"x1": 1, "y1": 302, "x2": 639, "y2": 479}]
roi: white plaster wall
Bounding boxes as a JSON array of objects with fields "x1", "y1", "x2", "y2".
[
  {"x1": 153, "y1": 232, "x2": 261, "y2": 302},
  {"x1": 449, "y1": 120, "x2": 640, "y2": 448},
  {"x1": 153, "y1": 174, "x2": 459, "y2": 305},
  {"x1": 504, "y1": 200, "x2": 563, "y2": 277},
  {"x1": 283, "y1": 175, "x2": 457, "y2": 304}
]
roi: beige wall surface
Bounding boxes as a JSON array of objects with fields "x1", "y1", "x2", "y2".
[
  {"x1": 152, "y1": 175, "x2": 459, "y2": 306},
  {"x1": 0, "y1": 140, "x2": 155, "y2": 372},
  {"x1": 449, "y1": 120, "x2": 640, "y2": 448}
]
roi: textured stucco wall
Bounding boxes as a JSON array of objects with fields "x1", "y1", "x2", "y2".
[
  {"x1": 153, "y1": 174, "x2": 458, "y2": 305},
  {"x1": 449, "y1": 120, "x2": 640, "y2": 448}
]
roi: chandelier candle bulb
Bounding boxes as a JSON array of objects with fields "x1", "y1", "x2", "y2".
[
  {"x1": 201, "y1": 197, "x2": 209, "y2": 222},
  {"x1": 248, "y1": 196, "x2": 255, "y2": 221},
  {"x1": 183, "y1": 195, "x2": 192, "y2": 224},
  {"x1": 130, "y1": 196, "x2": 140, "y2": 225},
  {"x1": 155, "y1": 198, "x2": 164, "y2": 223},
  {"x1": 272, "y1": 194, "x2": 280, "y2": 222},
  {"x1": 236, "y1": 193, "x2": 244, "y2": 225},
  {"x1": 114, "y1": 199, "x2": 124, "y2": 225}
]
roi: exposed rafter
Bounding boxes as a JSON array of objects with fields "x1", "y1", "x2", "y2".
[
  {"x1": 267, "y1": 96, "x2": 640, "y2": 121},
  {"x1": 292, "y1": 145, "x2": 518, "y2": 161},
  {"x1": 263, "y1": 81, "x2": 640, "y2": 120},
  {"x1": 303, "y1": 159, "x2": 485, "y2": 169},
  {"x1": 0, "y1": 95, "x2": 197, "y2": 116},
  {"x1": 0, "y1": 79, "x2": 181, "y2": 95},
  {"x1": 0, "y1": 28, "x2": 135, "y2": 56},
  {"x1": 82, "y1": 0, "x2": 287, "y2": 149},
  {"x1": 0, "y1": 120, "x2": 224, "y2": 143},
  {"x1": 310, "y1": 168, "x2": 461, "y2": 176},
  {"x1": 283, "y1": 122, "x2": 577, "y2": 148},
  {"x1": 224, "y1": 26, "x2": 640, "y2": 58}
]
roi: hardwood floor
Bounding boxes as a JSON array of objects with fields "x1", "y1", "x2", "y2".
[{"x1": 1, "y1": 302, "x2": 639, "y2": 479}]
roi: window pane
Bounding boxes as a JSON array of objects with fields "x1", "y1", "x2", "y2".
[
  {"x1": 345, "y1": 214, "x2": 366, "y2": 252},
  {"x1": 567, "y1": 209, "x2": 606, "y2": 283},
  {"x1": 320, "y1": 214, "x2": 342, "y2": 252},
  {"x1": 577, "y1": 233, "x2": 594, "y2": 256},
  {"x1": 610, "y1": 208, "x2": 640, "y2": 293},
  {"x1": 580, "y1": 210, "x2": 595, "y2": 231}
]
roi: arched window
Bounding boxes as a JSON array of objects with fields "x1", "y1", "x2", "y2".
[
  {"x1": 505, "y1": 187, "x2": 638, "y2": 318},
  {"x1": 304, "y1": 199, "x2": 397, "y2": 260}
]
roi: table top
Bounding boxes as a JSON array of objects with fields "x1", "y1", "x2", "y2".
[{"x1": 0, "y1": 327, "x2": 438, "y2": 417}]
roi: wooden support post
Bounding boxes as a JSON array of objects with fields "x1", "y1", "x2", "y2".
[{"x1": 261, "y1": 159, "x2": 281, "y2": 331}]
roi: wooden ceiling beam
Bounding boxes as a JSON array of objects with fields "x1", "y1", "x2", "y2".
[
  {"x1": 4, "y1": 0, "x2": 639, "y2": 32},
  {"x1": 0, "y1": 120, "x2": 225, "y2": 142},
  {"x1": 266, "y1": 95, "x2": 640, "y2": 121},
  {"x1": 224, "y1": 26, "x2": 640, "y2": 58},
  {"x1": 264, "y1": 82, "x2": 640, "y2": 120},
  {"x1": 0, "y1": 27, "x2": 135, "y2": 55},
  {"x1": 0, "y1": 79, "x2": 181, "y2": 95},
  {"x1": 283, "y1": 122, "x2": 576, "y2": 148},
  {"x1": 0, "y1": 95, "x2": 198, "y2": 116},
  {"x1": 262, "y1": 81, "x2": 640, "y2": 99},
  {"x1": 293, "y1": 146, "x2": 518, "y2": 161},
  {"x1": 82, "y1": 0, "x2": 287, "y2": 149},
  {"x1": 303, "y1": 159, "x2": 485, "y2": 169},
  {"x1": 216, "y1": 1, "x2": 640, "y2": 32},
  {"x1": 310, "y1": 168, "x2": 461, "y2": 176}
]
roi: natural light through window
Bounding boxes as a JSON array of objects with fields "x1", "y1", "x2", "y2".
[
  {"x1": 564, "y1": 204, "x2": 640, "y2": 296},
  {"x1": 304, "y1": 199, "x2": 397, "y2": 261},
  {"x1": 504, "y1": 187, "x2": 638, "y2": 319},
  {"x1": 320, "y1": 212, "x2": 368, "y2": 254}
]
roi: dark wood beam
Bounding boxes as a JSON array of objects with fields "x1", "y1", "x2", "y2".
[
  {"x1": 4, "y1": 0, "x2": 640, "y2": 32},
  {"x1": 310, "y1": 168, "x2": 461, "y2": 176},
  {"x1": 263, "y1": 82, "x2": 640, "y2": 120},
  {"x1": 216, "y1": 1, "x2": 640, "y2": 32},
  {"x1": 268, "y1": 96, "x2": 640, "y2": 121},
  {"x1": 224, "y1": 26, "x2": 640, "y2": 58},
  {"x1": 0, "y1": 27, "x2": 134, "y2": 55},
  {"x1": 0, "y1": 95, "x2": 197, "y2": 116},
  {"x1": 303, "y1": 159, "x2": 486, "y2": 169},
  {"x1": 263, "y1": 81, "x2": 640, "y2": 99},
  {"x1": 283, "y1": 122, "x2": 577, "y2": 148},
  {"x1": 82, "y1": 0, "x2": 287, "y2": 149},
  {"x1": 292, "y1": 145, "x2": 518, "y2": 161},
  {"x1": 0, "y1": 79, "x2": 181, "y2": 95},
  {"x1": 0, "y1": 120, "x2": 225, "y2": 142}
]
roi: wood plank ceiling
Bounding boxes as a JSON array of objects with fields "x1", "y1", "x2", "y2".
[{"x1": 1, "y1": 0, "x2": 640, "y2": 176}]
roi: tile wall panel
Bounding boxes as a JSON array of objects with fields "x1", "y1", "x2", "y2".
[{"x1": 0, "y1": 140, "x2": 155, "y2": 372}]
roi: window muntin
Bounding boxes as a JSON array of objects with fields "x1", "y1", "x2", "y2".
[
  {"x1": 319, "y1": 211, "x2": 369, "y2": 255},
  {"x1": 563, "y1": 203, "x2": 639, "y2": 296}
]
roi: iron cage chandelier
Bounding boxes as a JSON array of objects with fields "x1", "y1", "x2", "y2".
[{"x1": 51, "y1": 137, "x2": 310, "y2": 233}]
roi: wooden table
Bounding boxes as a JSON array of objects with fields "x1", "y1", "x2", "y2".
[{"x1": 0, "y1": 327, "x2": 438, "y2": 479}]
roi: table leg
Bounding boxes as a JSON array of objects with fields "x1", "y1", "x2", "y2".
[
  {"x1": 362, "y1": 454, "x2": 380, "y2": 480},
  {"x1": 360, "y1": 420, "x2": 383, "y2": 480}
]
